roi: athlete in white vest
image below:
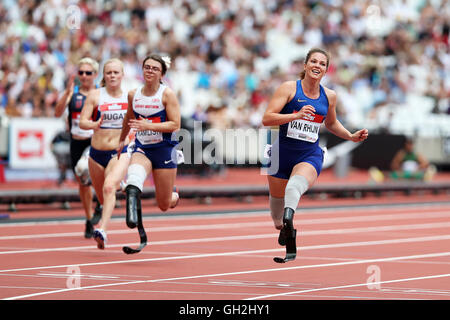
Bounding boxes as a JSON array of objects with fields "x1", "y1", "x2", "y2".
[{"x1": 80, "y1": 58, "x2": 131, "y2": 250}]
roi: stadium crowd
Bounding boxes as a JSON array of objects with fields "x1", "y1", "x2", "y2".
[{"x1": 0, "y1": 0, "x2": 449, "y2": 134}]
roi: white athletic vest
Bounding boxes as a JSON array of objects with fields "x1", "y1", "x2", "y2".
[
  {"x1": 96, "y1": 87, "x2": 128, "y2": 129},
  {"x1": 132, "y1": 84, "x2": 168, "y2": 145}
]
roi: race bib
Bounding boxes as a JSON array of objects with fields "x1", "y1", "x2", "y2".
[
  {"x1": 135, "y1": 116, "x2": 163, "y2": 144},
  {"x1": 286, "y1": 114, "x2": 324, "y2": 143},
  {"x1": 71, "y1": 112, "x2": 93, "y2": 138},
  {"x1": 99, "y1": 103, "x2": 128, "y2": 129}
]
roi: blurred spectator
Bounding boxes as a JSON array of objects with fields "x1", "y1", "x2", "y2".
[{"x1": 369, "y1": 137, "x2": 437, "y2": 183}]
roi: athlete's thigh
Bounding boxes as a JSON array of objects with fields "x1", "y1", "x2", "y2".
[
  {"x1": 267, "y1": 175, "x2": 288, "y2": 198},
  {"x1": 104, "y1": 153, "x2": 131, "y2": 186},
  {"x1": 130, "y1": 150, "x2": 152, "y2": 174},
  {"x1": 290, "y1": 162, "x2": 318, "y2": 187},
  {"x1": 152, "y1": 168, "x2": 177, "y2": 201}
]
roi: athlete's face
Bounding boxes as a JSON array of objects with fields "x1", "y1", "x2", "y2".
[
  {"x1": 304, "y1": 52, "x2": 328, "y2": 80},
  {"x1": 103, "y1": 61, "x2": 123, "y2": 88},
  {"x1": 143, "y1": 59, "x2": 162, "y2": 83},
  {"x1": 78, "y1": 63, "x2": 96, "y2": 88}
]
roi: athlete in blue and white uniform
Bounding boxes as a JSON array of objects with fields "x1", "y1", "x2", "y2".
[
  {"x1": 263, "y1": 48, "x2": 369, "y2": 262},
  {"x1": 130, "y1": 83, "x2": 178, "y2": 169},
  {"x1": 271, "y1": 80, "x2": 329, "y2": 180},
  {"x1": 118, "y1": 54, "x2": 180, "y2": 237},
  {"x1": 80, "y1": 58, "x2": 131, "y2": 250},
  {"x1": 54, "y1": 57, "x2": 100, "y2": 238}
]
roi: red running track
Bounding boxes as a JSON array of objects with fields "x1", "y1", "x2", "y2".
[{"x1": 1, "y1": 193, "x2": 450, "y2": 302}]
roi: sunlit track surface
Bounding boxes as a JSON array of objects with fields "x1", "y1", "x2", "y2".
[{"x1": 0, "y1": 195, "x2": 450, "y2": 301}]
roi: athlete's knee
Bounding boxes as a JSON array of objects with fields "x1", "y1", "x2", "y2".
[
  {"x1": 126, "y1": 163, "x2": 147, "y2": 192},
  {"x1": 286, "y1": 174, "x2": 308, "y2": 191},
  {"x1": 284, "y1": 175, "x2": 309, "y2": 210},
  {"x1": 103, "y1": 180, "x2": 117, "y2": 196},
  {"x1": 157, "y1": 200, "x2": 170, "y2": 212}
]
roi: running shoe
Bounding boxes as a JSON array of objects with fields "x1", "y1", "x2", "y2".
[
  {"x1": 91, "y1": 204, "x2": 103, "y2": 225},
  {"x1": 93, "y1": 228, "x2": 107, "y2": 250},
  {"x1": 120, "y1": 180, "x2": 127, "y2": 194},
  {"x1": 170, "y1": 186, "x2": 180, "y2": 209},
  {"x1": 84, "y1": 220, "x2": 93, "y2": 239}
]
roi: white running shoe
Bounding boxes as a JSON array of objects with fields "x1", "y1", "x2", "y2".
[
  {"x1": 170, "y1": 186, "x2": 180, "y2": 209},
  {"x1": 120, "y1": 180, "x2": 127, "y2": 193},
  {"x1": 93, "y1": 229, "x2": 107, "y2": 250}
]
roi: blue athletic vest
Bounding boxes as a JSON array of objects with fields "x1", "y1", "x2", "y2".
[
  {"x1": 67, "y1": 91, "x2": 93, "y2": 139},
  {"x1": 279, "y1": 80, "x2": 329, "y2": 149}
]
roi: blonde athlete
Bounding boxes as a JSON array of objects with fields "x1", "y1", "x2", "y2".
[
  {"x1": 54, "y1": 57, "x2": 101, "y2": 238},
  {"x1": 80, "y1": 58, "x2": 131, "y2": 249}
]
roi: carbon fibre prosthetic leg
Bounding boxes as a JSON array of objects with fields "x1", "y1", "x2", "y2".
[
  {"x1": 274, "y1": 207, "x2": 297, "y2": 263},
  {"x1": 123, "y1": 185, "x2": 147, "y2": 254}
]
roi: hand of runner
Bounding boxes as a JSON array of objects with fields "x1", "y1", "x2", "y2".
[
  {"x1": 295, "y1": 105, "x2": 316, "y2": 120},
  {"x1": 129, "y1": 116, "x2": 149, "y2": 131},
  {"x1": 351, "y1": 129, "x2": 369, "y2": 142},
  {"x1": 92, "y1": 115, "x2": 104, "y2": 131}
]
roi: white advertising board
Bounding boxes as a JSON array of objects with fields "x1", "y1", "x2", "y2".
[{"x1": 9, "y1": 118, "x2": 66, "y2": 169}]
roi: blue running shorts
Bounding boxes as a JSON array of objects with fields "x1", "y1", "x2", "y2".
[
  {"x1": 89, "y1": 145, "x2": 128, "y2": 168},
  {"x1": 268, "y1": 140, "x2": 324, "y2": 179}
]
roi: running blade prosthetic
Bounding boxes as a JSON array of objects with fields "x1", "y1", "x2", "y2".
[
  {"x1": 274, "y1": 208, "x2": 297, "y2": 263},
  {"x1": 273, "y1": 229, "x2": 297, "y2": 263},
  {"x1": 125, "y1": 185, "x2": 141, "y2": 229},
  {"x1": 122, "y1": 223, "x2": 147, "y2": 254},
  {"x1": 123, "y1": 185, "x2": 147, "y2": 254}
]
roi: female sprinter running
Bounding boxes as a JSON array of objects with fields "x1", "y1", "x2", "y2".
[
  {"x1": 80, "y1": 58, "x2": 131, "y2": 249},
  {"x1": 54, "y1": 57, "x2": 101, "y2": 238},
  {"x1": 117, "y1": 53, "x2": 180, "y2": 251},
  {"x1": 262, "y1": 48, "x2": 369, "y2": 262}
]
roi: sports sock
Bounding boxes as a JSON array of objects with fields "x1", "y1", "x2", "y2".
[
  {"x1": 284, "y1": 175, "x2": 309, "y2": 211},
  {"x1": 269, "y1": 195, "x2": 284, "y2": 229}
]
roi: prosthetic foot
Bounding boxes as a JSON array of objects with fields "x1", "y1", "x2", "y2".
[
  {"x1": 274, "y1": 208, "x2": 297, "y2": 263},
  {"x1": 123, "y1": 185, "x2": 147, "y2": 254}
]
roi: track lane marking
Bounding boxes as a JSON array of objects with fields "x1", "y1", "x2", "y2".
[
  {"x1": 3, "y1": 251, "x2": 450, "y2": 300},
  {"x1": 1, "y1": 209, "x2": 450, "y2": 241},
  {"x1": 245, "y1": 273, "x2": 450, "y2": 300},
  {"x1": 1, "y1": 202, "x2": 449, "y2": 228},
  {"x1": 2, "y1": 233, "x2": 450, "y2": 273},
  {"x1": 0, "y1": 222, "x2": 450, "y2": 255}
]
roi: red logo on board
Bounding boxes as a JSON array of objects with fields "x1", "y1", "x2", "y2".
[{"x1": 17, "y1": 131, "x2": 44, "y2": 158}]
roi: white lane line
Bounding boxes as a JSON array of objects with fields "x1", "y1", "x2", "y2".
[
  {"x1": 3, "y1": 251, "x2": 450, "y2": 300},
  {"x1": 245, "y1": 273, "x2": 450, "y2": 300},
  {"x1": 2, "y1": 232, "x2": 450, "y2": 274},
  {"x1": 1, "y1": 209, "x2": 450, "y2": 241},
  {"x1": 1, "y1": 227, "x2": 450, "y2": 256},
  {"x1": 1, "y1": 202, "x2": 449, "y2": 228}
]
